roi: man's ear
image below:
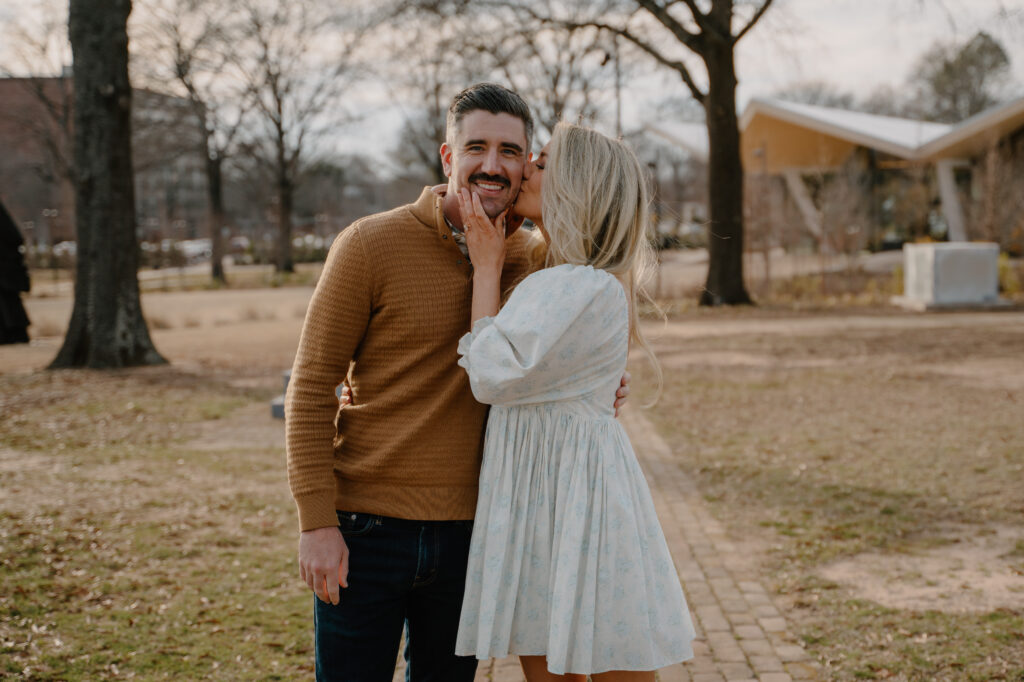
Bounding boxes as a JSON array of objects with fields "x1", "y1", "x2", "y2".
[{"x1": 440, "y1": 143, "x2": 453, "y2": 178}]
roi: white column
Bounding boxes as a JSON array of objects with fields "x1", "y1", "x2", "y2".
[
  {"x1": 936, "y1": 159, "x2": 968, "y2": 242},
  {"x1": 782, "y1": 168, "x2": 823, "y2": 242}
]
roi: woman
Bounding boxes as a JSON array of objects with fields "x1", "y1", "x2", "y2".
[{"x1": 454, "y1": 123, "x2": 695, "y2": 681}]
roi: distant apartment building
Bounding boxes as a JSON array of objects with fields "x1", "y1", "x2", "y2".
[{"x1": 0, "y1": 75, "x2": 207, "y2": 246}]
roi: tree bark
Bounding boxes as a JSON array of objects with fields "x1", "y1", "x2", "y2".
[
  {"x1": 700, "y1": 37, "x2": 752, "y2": 305},
  {"x1": 276, "y1": 175, "x2": 295, "y2": 273},
  {"x1": 51, "y1": 0, "x2": 165, "y2": 368},
  {"x1": 207, "y1": 153, "x2": 227, "y2": 284}
]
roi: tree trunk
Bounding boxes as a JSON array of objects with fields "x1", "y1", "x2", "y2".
[
  {"x1": 51, "y1": 0, "x2": 165, "y2": 368},
  {"x1": 207, "y1": 153, "x2": 227, "y2": 284},
  {"x1": 700, "y1": 40, "x2": 752, "y2": 306},
  {"x1": 276, "y1": 177, "x2": 294, "y2": 273}
]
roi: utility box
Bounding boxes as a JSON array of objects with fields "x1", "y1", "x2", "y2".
[{"x1": 895, "y1": 242, "x2": 1005, "y2": 310}]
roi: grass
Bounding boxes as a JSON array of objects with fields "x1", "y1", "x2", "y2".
[
  {"x1": 634, "y1": 315, "x2": 1024, "y2": 680},
  {"x1": 4, "y1": 280, "x2": 1023, "y2": 680},
  {"x1": 0, "y1": 369, "x2": 311, "y2": 680},
  {"x1": 28, "y1": 262, "x2": 323, "y2": 296}
]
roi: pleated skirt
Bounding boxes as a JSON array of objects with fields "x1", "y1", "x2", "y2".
[{"x1": 455, "y1": 405, "x2": 696, "y2": 675}]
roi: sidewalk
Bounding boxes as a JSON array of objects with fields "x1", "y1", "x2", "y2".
[{"x1": 396, "y1": 410, "x2": 822, "y2": 682}]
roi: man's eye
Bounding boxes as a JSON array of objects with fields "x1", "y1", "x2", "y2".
[{"x1": 535, "y1": 164, "x2": 545, "y2": 170}]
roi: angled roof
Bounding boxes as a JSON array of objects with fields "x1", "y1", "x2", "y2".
[
  {"x1": 917, "y1": 96, "x2": 1024, "y2": 160},
  {"x1": 645, "y1": 95, "x2": 1024, "y2": 171},
  {"x1": 740, "y1": 98, "x2": 953, "y2": 158}
]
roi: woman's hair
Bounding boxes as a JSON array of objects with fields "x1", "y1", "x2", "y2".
[{"x1": 540, "y1": 122, "x2": 663, "y2": 401}]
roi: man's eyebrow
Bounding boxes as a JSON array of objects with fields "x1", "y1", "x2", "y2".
[{"x1": 464, "y1": 139, "x2": 524, "y2": 153}]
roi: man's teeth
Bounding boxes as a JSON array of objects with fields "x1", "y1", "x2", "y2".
[{"x1": 477, "y1": 182, "x2": 503, "y2": 191}]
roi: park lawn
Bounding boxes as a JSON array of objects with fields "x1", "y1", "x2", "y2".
[
  {"x1": 635, "y1": 313, "x2": 1024, "y2": 681},
  {"x1": 1, "y1": 368, "x2": 312, "y2": 680}
]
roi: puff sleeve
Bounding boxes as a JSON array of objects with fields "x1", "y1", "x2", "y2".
[{"x1": 457, "y1": 264, "x2": 628, "y2": 406}]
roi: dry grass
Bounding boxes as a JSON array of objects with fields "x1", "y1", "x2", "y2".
[
  {"x1": 5, "y1": 280, "x2": 1024, "y2": 680},
  {"x1": 634, "y1": 311, "x2": 1024, "y2": 681},
  {"x1": 0, "y1": 368, "x2": 309, "y2": 680}
]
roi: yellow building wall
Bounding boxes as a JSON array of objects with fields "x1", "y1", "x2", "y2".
[{"x1": 742, "y1": 117, "x2": 857, "y2": 173}]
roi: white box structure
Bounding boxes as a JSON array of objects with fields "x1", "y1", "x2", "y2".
[{"x1": 896, "y1": 242, "x2": 1003, "y2": 310}]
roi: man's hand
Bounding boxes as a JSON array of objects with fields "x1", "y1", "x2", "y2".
[
  {"x1": 614, "y1": 371, "x2": 631, "y2": 417},
  {"x1": 298, "y1": 526, "x2": 349, "y2": 605}
]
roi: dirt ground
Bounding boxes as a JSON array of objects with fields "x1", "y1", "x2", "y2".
[{"x1": 3, "y1": 281, "x2": 1024, "y2": 679}]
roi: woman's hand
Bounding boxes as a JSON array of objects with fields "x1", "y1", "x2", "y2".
[{"x1": 458, "y1": 188, "x2": 506, "y2": 275}]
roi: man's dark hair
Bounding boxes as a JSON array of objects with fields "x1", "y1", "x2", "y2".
[{"x1": 446, "y1": 83, "x2": 534, "y2": 149}]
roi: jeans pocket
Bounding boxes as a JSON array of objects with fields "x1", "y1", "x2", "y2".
[{"x1": 336, "y1": 510, "x2": 377, "y2": 537}]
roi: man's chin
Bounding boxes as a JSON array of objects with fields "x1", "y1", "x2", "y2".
[{"x1": 482, "y1": 198, "x2": 514, "y2": 220}]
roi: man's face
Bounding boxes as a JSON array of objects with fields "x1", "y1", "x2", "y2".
[{"x1": 440, "y1": 110, "x2": 528, "y2": 222}]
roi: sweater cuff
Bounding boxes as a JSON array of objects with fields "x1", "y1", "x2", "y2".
[{"x1": 294, "y1": 492, "x2": 340, "y2": 532}]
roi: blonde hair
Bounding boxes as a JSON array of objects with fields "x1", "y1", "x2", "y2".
[{"x1": 539, "y1": 122, "x2": 663, "y2": 402}]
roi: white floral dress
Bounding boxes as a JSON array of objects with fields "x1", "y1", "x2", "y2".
[{"x1": 455, "y1": 263, "x2": 695, "y2": 675}]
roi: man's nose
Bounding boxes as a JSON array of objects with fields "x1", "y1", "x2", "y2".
[{"x1": 480, "y1": 148, "x2": 501, "y2": 175}]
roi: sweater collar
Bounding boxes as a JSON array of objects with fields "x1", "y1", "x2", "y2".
[{"x1": 410, "y1": 185, "x2": 455, "y2": 241}]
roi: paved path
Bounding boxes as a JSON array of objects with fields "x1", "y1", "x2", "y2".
[{"x1": 394, "y1": 411, "x2": 821, "y2": 682}]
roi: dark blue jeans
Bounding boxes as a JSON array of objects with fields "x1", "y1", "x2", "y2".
[{"x1": 313, "y1": 511, "x2": 479, "y2": 682}]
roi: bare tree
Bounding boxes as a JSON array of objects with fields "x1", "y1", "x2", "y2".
[
  {"x1": 379, "y1": 12, "x2": 489, "y2": 185},
  {"x1": 561, "y1": 0, "x2": 776, "y2": 305},
  {"x1": 906, "y1": 31, "x2": 1011, "y2": 123},
  {"x1": 238, "y1": 0, "x2": 369, "y2": 274},
  {"x1": 774, "y1": 81, "x2": 856, "y2": 109},
  {"x1": 971, "y1": 132, "x2": 1024, "y2": 251},
  {"x1": 481, "y1": 11, "x2": 611, "y2": 137},
  {"x1": 395, "y1": 0, "x2": 614, "y2": 153},
  {"x1": 52, "y1": 0, "x2": 165, "y2": 368},
  {"x1": 137, "y1": 0, "x2": 251, "y2": 284}
]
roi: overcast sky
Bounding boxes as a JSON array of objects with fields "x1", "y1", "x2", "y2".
[
  {"x1": 2, "y1": 0, "x2": 1022, "y2": 165},
  {"x1": 343, "y1": 0, "x2": 1024, "y2": 163}
]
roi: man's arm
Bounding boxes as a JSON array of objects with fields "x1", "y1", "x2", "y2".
[{"x1": 286, "y1": 224, "x2": 374, "y2": 602}]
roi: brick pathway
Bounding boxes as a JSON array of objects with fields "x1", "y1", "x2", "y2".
[{"x1": 395, "y1": 410, "x2": 821, "y2": 682}]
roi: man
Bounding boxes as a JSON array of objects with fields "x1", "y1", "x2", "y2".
[{"x1": 286, "y1": 83, "x2": 626, "y2": 681}]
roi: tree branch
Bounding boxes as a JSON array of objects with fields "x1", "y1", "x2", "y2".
[
  {"x1": 677, "y1": 0, "x2": 710, "y2": 31},
  {"x1": 567, "y1": 19, "x2": 706, "y2": 101},
  {"x1": 733, "y1": 0, "x2": 775, "y2": 44},
  {"x1": 634, "y1": 0, "x2": 705, "y2": 54}
]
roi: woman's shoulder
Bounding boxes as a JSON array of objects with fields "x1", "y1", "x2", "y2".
[{"x1": 517, "y1": 263, "x2": 620, "y2": 293}]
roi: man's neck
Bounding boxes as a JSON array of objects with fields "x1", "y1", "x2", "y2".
[{"x1": 438, "y1": 186, "x2": 463, "y2": 231}]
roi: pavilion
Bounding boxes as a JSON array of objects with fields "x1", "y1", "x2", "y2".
[{"x1": 648, "y1": 96, "x2": 1024, "y2": 246}]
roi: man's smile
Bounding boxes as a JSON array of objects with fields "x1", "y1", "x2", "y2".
[{"x1": 469, "y1": 174, "x2": 509, "y2": 196}]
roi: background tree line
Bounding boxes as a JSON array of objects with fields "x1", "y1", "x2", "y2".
[{"x1": 0, "y1": 0, "x2": 1019, "y2": 366}]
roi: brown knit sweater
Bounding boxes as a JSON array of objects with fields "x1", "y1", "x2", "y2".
[{"x1": 286, "y1": 187, "x2": 534, "y2": 530}]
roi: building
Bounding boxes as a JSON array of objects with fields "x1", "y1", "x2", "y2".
[
  {"x1": 648, "y1": 97, "x2": 1024, "y2": 254},
  {"x1": 0, "y1": 76, "x2": 207, "y2": 247}
]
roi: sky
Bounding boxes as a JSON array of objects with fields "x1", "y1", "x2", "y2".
[
  {"x1": 339, "y1": 0, "x2": 1024, "y2": 164},
  {"x1": 2, "y1": 0, "x2": 1022, "y2": 167}
]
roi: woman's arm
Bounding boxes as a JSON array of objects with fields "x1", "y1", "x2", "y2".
[{"x1": 458, "y1": 189, "x2": 507, "y2": 324}]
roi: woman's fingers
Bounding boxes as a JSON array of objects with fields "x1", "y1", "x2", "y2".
[
  {"x1": 457, "y1": 188, "x2": 508, "y2": 240},
  {"x1": 471, "y1": 192, "x2": 491, "y2": 228},
  {"x1": 457, "y1": 189, "x2": 470, "y2": 229}
]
